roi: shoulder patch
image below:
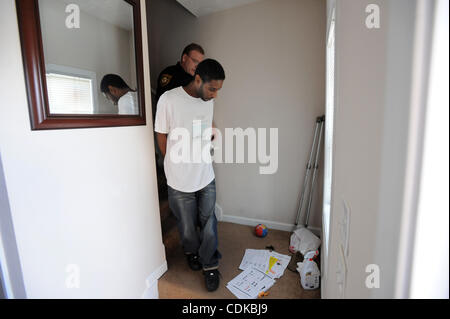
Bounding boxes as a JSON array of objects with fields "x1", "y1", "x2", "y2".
[{"x1": 160, "y1": 74, "x2": 173, "y2": 87}]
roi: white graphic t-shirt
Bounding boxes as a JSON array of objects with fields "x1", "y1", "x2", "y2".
[{"x1": 154, "y1": 86, "x2": 214, "y2": 192}]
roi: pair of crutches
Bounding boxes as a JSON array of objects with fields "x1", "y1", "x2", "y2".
[{"x1": 295, "y1": 115, "x2": 325, "y2": 227}]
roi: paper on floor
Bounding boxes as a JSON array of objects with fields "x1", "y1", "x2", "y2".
[
  {"x1": 238, "y1": 249, "x2": 269, "y2": 273},
  {"x1": 266, "y1": 251, "x2": 291, "y2": 279},
  {"x1": 226, "y1": 267, "x2": 275, "y2": 299},
  {"x1": 238, "y1": 249, "x2": 291, "y2": 279}
]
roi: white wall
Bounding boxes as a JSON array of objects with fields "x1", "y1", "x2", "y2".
[
  {"x1": 39, "y1": 0, "x2": 135, "y2": 114},
  {"x1": 148, "y1": 0, "x2": 326, "y2": 230},
  {"x1": 410, "y1": 0, "x2": 449, "y2": 299},
  {"x1": 0, "y1": 0, "x2": 166, "y2": 298},
  {"x1": 323, "y1": 0, "x2": 436, "y2": 299},
  {"x1": 323, "y1": 0, "x2": 388, "y2": 299}
]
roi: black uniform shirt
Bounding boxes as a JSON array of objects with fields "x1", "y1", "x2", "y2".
[
  {"x1": 155, "y1": 62, "x2": 193, "y2": 102},
  {"x1": 153, "y1": 62, "x2": 193, "y2": 123}
]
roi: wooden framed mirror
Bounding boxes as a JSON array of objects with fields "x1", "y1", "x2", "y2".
[{"x1": 16, "y1": 0, "x2": 146, "y2": 130}]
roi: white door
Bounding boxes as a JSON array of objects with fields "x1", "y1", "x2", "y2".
[{"x1": 322, "y1": 7, "x2": 336, "y2": 287}]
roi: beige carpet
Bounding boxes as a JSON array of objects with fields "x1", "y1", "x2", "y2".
[{"x1": 158, "y1": 216, "x2": 321, "y2": 299}]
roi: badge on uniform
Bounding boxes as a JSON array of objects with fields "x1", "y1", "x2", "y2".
[{"x1": 160, "y1": 74, "x2": 172, "y2": 87}]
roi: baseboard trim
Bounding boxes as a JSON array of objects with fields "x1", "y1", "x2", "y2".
[
  {"x1": 215, "y1": 203, "x2": 223, "y2": 221},
  {"x1": 142, "y1": 261, "x2": 168, "y2": 299},
  {"x1": 220, "y1": 212, "x2": 321, "y2": 237},
  {"x1": 146, "y1": 261, "x2": 168, "y2": 287}
]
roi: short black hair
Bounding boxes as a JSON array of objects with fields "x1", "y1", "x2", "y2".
[
  {"x1": 195, "y1": 59, "x2": 226, "y2": 83},
  {"x1": 181, "y1": 43, "x2": 205, "y2": 60},
  {"x1": 100, "y1": 74, "x2": 130, "y2": 93}
]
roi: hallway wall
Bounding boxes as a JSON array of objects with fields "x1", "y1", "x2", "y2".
[
  {"x1": 323, "y1": 0, "x2": 430, "y2": 298},
  {"x1": 0, "y1": 0, "x2": 165, "y2": 298},
  {"x1": 324, "y1": 0, "x2": 388, "y2": 299}
]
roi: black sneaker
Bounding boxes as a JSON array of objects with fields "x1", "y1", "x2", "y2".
[
  {"x1": 203, "y1": 269, "x2": 220, "y2": 292},
  {"x1": 186, "y1": 254, "x2": 202, "y2": 271}
]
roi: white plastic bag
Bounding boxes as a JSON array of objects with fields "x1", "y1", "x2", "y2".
[
  {"x1": 289, "y1": 227, "x2": 321, "y2": 255},
  {"x1": 296, "y1": 250, "x2": 320, "y2": 290}
]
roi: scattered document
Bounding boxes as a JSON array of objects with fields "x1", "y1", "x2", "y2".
[
  {"x1": 239, "y1": 249, "x2": 291, "y2": 279},
  {"x1": 227, "y1": 249, "x2": 292, "y2": 299},
  {"x1": 238, "y1": 249, "x2": 269, "y2": 273},
  {"x1": 264, "y1": 251, "x2": 291, "y2": 279},
  {"x1": 226, "y1": 267, "x2": 275, "y2": 299}
]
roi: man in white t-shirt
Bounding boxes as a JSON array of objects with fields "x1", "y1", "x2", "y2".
[
  {"x1": 154, "y1": 59, "x2": 225, "y2": 292},
  {"x1": 100, "y1": 74, "x2": 139, "y2": 115}
]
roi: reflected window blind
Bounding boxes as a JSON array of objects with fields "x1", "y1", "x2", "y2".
[{"x1": 46, "y1": 73, "x2": 94, "y2": 114}]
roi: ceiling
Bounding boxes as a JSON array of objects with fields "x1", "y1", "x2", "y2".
[
  {"x1": 176, "y1": 0, "x2": 266, "y2": 17},
  {"x1": 61, "y1": 0, "x2": 134, "y2": 31}
]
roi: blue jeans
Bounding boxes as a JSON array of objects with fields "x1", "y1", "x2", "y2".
[{"x1": 168, "y1": 180, "x2": 221, "y2": 270}]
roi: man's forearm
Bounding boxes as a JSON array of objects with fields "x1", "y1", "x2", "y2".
[{"x1": 157, "y1": 133, "x2": 168, "y2": 157}]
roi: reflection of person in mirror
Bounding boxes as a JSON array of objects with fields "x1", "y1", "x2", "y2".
[{"x1": 100, "y1": 74, "x2": 138, "y2": 115}]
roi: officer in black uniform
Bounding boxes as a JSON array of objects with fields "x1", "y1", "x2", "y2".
[{"x1": 153, "y1": 43, "x2": 205, "y2": 122}]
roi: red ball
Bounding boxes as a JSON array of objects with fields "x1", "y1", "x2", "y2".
[{"x1": 255, "y1": 224, "x2": 268, "y2": 237}]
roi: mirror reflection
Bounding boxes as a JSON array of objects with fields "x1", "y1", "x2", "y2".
[{"x1": 38, "y1": 0, "x2": 139, "y2": 115}]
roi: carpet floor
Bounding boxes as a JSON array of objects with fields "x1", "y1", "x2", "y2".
[{"x1": 158, "y1": 212, "x2": 321, "y2": 299}]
